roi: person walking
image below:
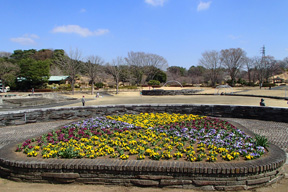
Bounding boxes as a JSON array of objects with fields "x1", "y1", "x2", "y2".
[{"x1": 81, "y1": 96, "x2": 85, "y2": 106}]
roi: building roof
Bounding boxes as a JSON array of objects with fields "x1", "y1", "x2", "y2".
[
  {"x1": 273, "y1": 77, "x2": 284, "y2": 80},
  {"x1": 49, "y1": 76, "x2": 69, "y2": 81}
]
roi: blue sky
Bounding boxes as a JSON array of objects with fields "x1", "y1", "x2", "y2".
[{"x1": 1, "y1": 0, "x2": 287, "y2": 69}]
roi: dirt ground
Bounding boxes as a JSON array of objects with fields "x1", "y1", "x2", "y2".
[{"x1": 60, "y1": 87, "x2": 288, "y2": 108}]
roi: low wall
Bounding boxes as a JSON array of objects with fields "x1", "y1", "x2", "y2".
[
  {"x1": 142, "y1": 89, "x2": 201, "y2": 95},
  {"x1": 0, "y1": 137, "x2": 286, "y2": 190},
  {"x1": 0, "y1": 104, "x2": 287, "y2": 190},
  {"x1": 0, "y1": 104, "x2": 288, "y2": 126}
]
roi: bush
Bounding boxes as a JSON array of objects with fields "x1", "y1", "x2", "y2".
[
  {"x1": 246, "y1": 82, "x2": 256, "y2": 86},
  {"x1": 262, "y1": 83, "x2": 275, "y2": 87},
  {"x1": 28, "y1": 88, "x2": 52, "y2": 92},
  {"x1": 58, "y1": 84, "x2": 72, "y2": 91},
  {"x1": 148, "y1": 80, "x2": 160, "y2": 86},
  {"x1": 119, "y1": 85, "x2": 138, "y2": 89},
  {"x1": 152, "y1": 85, "x2": 161, "y2": 88},
  {"x1": 95, "y1": 82, "x2": 104, "y2": 88},
  {"x1": 237, "y1": 78, "x2": 247, "y2": 85},
  {"x1": 226, "y1": 80, "x2": 237, "y2": 87},
  {"x1": 255, "y1": 134, "x2": 269, "y2": 149}
]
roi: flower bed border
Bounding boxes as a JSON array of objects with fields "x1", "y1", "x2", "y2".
[
  {"x1": 0, "y1": 140, "x2": 285, "y2": 190},
  {"x1": 0, "y1": 112, "x2": 287, "y2": 190}
]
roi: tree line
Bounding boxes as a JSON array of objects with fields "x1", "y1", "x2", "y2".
[
  {"x1": 168, "y1": 48, "x2": 288, "y2": 88},
  {"x1": 0, "y1": 49, "x2": 168, "y2": 94},
  {"x1": 0, "y1": 47, "x2": 287, "y2": 94}
]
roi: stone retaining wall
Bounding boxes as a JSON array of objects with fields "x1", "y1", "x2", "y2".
[
  {"x1": 0, "y1": 142, "x2": 286, "y2": 190},
  {"x1": 0, "y1": 104, "x2": 288, "y2": 127},
  {"x1": 142, "y1": 89, "x2": 202, "y2": 95}
]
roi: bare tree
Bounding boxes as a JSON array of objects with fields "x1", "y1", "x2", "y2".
[
  {"x1": 221, "y1": 48, "x2": 246, "y2": 86},
  {"x1": 106, "y1": 57, "x2": 125, "y2": 94},
  {"x1": 262, "y1": 56, "x2": 280, "y2": 82},
  {"x1": 244, "y1": 57, "x2": 258, "y2": 84},
  {"x1": 143, "y1": 53, "x2": 168, "y2": 80},
  {"x1": 0, "y1": 59, "x2": 19, "y2": 89},
  {"x1": 283, "y1": 57, "x2": 288, "y2": 68},
  {"x1": 253, "y1": 56, "x2": 280, "y2": 87},
  {"x1": 56, "y1": 48, "x2": 82, "y2": 95},
  {"x1": 253, "y1": 56, "x2": 265, "y2": 87},
  {"x1": 125, "y1": 52, "x2": 144, "y2": 85},
  {"x1": 188, "y1": 66, "x2": 207, "y2": 85},
  {"x1": 84, "y1": 55, "x2": 104, "y2": 95},
  {"x1": 0, "y1": 52, "x2": 12, "y2": 58},
  {"x1": 198, "y1": 50, "x2": 222, "y2": 86},
  {"x1": 125, "y1": 51, "x2": 168, "y2": 85}
]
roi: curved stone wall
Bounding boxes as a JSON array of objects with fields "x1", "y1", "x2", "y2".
[
  {"x1": 0, "y1": 104, "x2": 288, "y2": 127},
  {"x1": 142, "y1": 89, "x2": 202, "y2": 95},
  {"x1": 0, "y1": 137, "x2": 286, "y2": 190},
  {"x1": 0, "y1": 104, "x2": 287, "y2": 190}
]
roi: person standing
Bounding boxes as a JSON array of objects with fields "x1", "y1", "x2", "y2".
[
  {"x1": 82, "y1": 96, "x2": 85, "y2": 106},
  {"x1": 260, "y1": 98, "x2": 265, "y2": 106}
]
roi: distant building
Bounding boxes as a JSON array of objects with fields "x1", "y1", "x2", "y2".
[
  {"x1": 48, "y1": 76, "x2": 69, "y2": 84},
  {"x1": 272, "y1": 77, "x2": 284, "y2": 84}
]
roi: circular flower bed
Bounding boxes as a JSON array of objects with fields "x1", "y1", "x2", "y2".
[{"x1": 15, "y1": 113, "x2": 267, "y2": 162}]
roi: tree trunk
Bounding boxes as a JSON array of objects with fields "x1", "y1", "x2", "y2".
[
  {"x1": 247, "y1": 69, "x2": 251, "y2": 84},
  {"x1": 91, "y1": 80, "x2": 94, "y2": 95},
  {"x1": 71, "y1": 79, "x2": 75, "y2": 95},
  {"x1": 116, "y1": 80, "x2": 119, "y2": 94}
]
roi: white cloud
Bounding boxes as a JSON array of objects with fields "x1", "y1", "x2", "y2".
[
  {"x1": 145, "y1": 0, "x2": 168, "y2": 7},
  {"x1": 10, "y1": 34, "x2": 39, "y2": 45},
  {"x1": 52, "y1": 25, "x2": 109, "y2": 37},
  {"x1": 80, "y1": 8, "x2": 86, "y2": 13},
  {"x1": 197, "y1": 1, "x2": 212, "y2": 11}
]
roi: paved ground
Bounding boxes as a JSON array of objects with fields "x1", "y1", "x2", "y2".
[
  {"x1": 0, "y1": 89, "x2": 288, "y2": 192},
  {"x1": 0, "y1": 118, "x2": 287, "y2": 192}
]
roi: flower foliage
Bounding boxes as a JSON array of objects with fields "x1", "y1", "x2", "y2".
[{"x1": 16, "y1": 113, "x2": 267, "y2": 162}]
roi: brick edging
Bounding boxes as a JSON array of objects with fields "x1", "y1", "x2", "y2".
[{"x1": 0, "y1": 135, "x2": 286, "y2": 190}]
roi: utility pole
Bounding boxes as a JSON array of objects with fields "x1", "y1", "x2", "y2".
[
  {"x1": 259, "y1": 45, "x2": 266, "y2": 89},
  {"x1": 261, "y1": 45, "x2": 265, "y2": 58}
]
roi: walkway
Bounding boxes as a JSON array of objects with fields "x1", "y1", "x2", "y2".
[{"x1": 0, "y1": 118, "x2": 287, "y2": 192}]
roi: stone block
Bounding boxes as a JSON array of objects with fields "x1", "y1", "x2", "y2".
[
  {"x1": 138, "y1": 175, "x2": 173, "y2": 180},
  {"x1": 41, "y1": 172, "x2": 80, "y2": 179},
  {"x1": 160, "y1": 179, "x2": 192, "y2": 186},
  {"x1": 215, "y1": 185, "x2": 247, "y2": 191},
  {"x1": 246, "y1": 177, "x2": 270, "y2": 185},
  {"x1": 130, "y1": 179, "x2": 159, "y2": 186},
  {"x1": 193, "y1": 180, "x2": 226, "y2": 186}
]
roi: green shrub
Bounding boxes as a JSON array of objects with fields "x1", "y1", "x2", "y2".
[
  {"x1": 58, "y1": 84, "x2": 72, "y2": 91},
  {"x1": 255, "y1": 134, "x2": 269, "y2": 149},
  {"x1": 119, "y1": 85, "x2": 138, "y2": 89},
  {"x1": 95, "y1": 82, "x2": 104, "y2": 88},
  {"x1": 148, "y1": 80, "x2": 160, "y2": 86},
  {"x1": 262, "y1": 83, "x2": 275, "y2": 87}
]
